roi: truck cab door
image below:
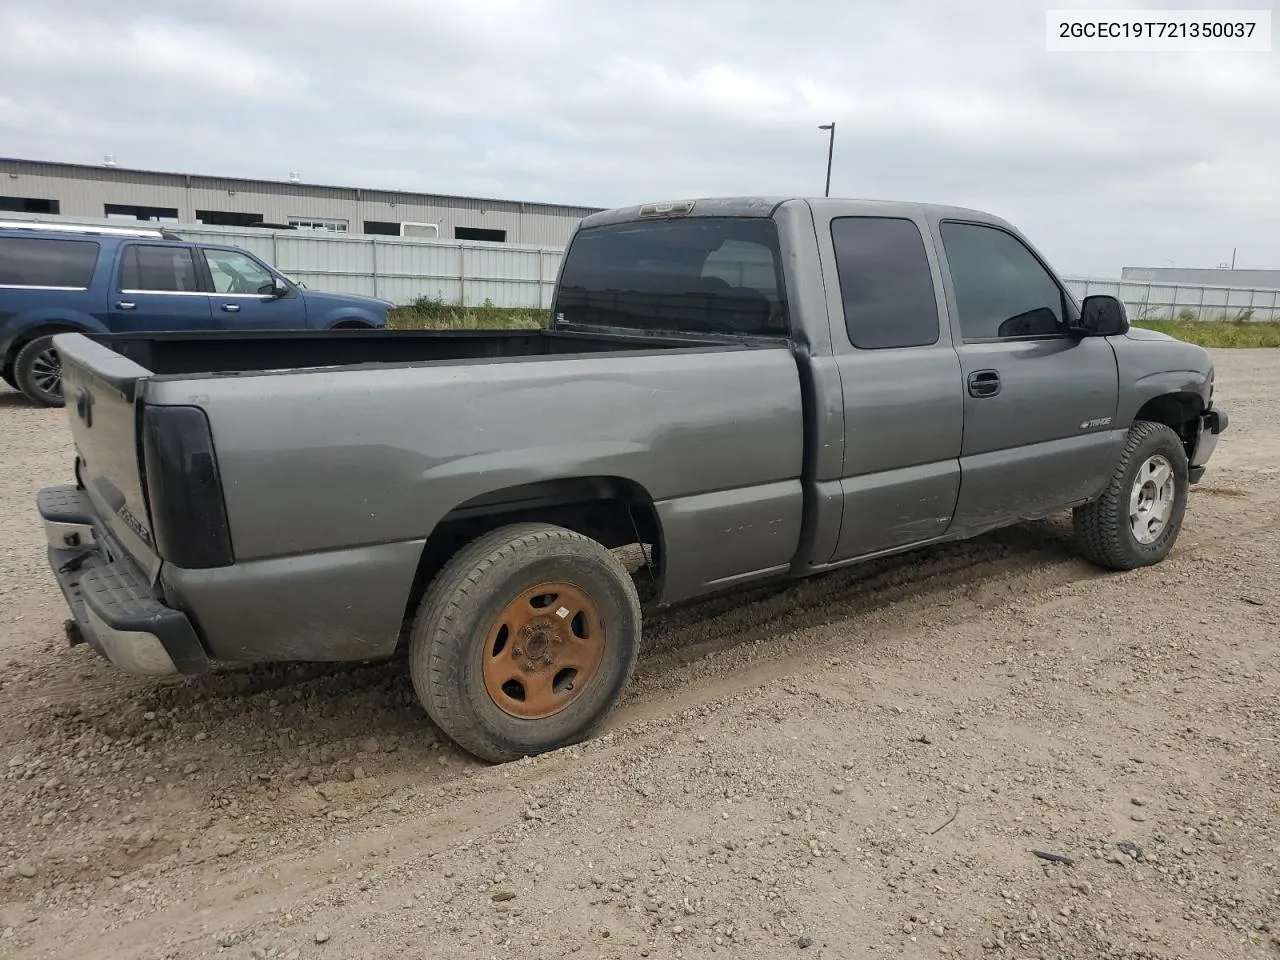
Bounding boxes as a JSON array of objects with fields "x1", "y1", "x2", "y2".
[
  {"x1": 812, "y1": 209, "x2": 965, "y2": 564},
  {"x1": 931, "y1": 217, "x2": 1121, "y2": 536},
  {"x1": 111, "y1": 242, "x2": 214, "y2": 331},
  {"x1": 198, "y1": 246, "x2": 308, "y2": 329}
]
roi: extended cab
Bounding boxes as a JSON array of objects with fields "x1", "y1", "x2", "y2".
[
  {"x1": 0, "y1": 221, "x2": 390, "y2": 406},
  {"x1": 36, "y1": 197, "x2": 1227, "y2": 763}
]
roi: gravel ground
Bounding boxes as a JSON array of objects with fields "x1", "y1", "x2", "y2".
[{"x1": 1, "y1": 351, "x2": 1278, "y2": 960}]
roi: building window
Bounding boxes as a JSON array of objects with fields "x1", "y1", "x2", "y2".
[
  {"x1": 362, "y1": 220, "x2": 400, "y2": 236},
  {"x1": 105, "y1": 203, "x2": 179, "y2": 222},
  {"x1": 0, "y1": 196, "x2": 60, "y2": 214},
  {"x1": 195, "y1": 210, "x2": 265, "y2": 228},
  {"x1": 455, "y1": 226, "x2": 506, "y2": 243},
  {"x1": 401, "y1": 222, "x2": 439, "y2": 239},
  {"x1": 288, "y1": 217, "x2": 348, "y2": 233}
]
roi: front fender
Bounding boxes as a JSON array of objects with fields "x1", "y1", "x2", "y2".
[
  {"x1": 315, "y1": 305, "x2": 389, "y2": 329},
  {"x1": 1117, "y1": 369, "x2": 1210, "y2": 428}
]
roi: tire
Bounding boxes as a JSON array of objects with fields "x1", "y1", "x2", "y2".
[
  {"x1": 14, "y1": 335, "x2": 66, "y2": 407},
  {"x1": 409, "y1": 522, "x2": 642, "y2": 763},
  {"x1": 1073, "y1": 420, "x2": 1189, "y2": 571}
]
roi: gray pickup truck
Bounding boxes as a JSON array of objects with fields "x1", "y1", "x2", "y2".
[{"x1": 38, "y1": 196, "x2": 1227, "y2": 763}]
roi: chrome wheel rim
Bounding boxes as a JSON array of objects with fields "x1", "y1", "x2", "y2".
[
  {"x1": 1130, "y1": 454, "x2": 1175, "y2": 545},
  {"x1": 30, "y1": 346, "x2": 62, "y2": 398}
]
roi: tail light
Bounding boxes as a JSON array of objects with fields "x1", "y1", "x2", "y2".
[{"x1": 140, "y1": 405, "x2": 234, "y2": 568}]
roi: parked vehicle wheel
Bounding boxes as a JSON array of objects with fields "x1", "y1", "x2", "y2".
[
  {"x1": 1073, "y1": 420, "x2": 1189, "y2": 571},
  {"x1": 409, "y1": 522, "x2": 642, "y2": 763},
  {"x1": 14, "y1": 336, "x2": 66, "y2": 407}
]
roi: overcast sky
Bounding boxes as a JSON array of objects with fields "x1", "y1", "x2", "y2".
[{"x1": 0, "y1": 0, "x2": 1276, "y2": 275}]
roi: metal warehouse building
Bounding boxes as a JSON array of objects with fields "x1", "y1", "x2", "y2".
[
  {"x1": 0, "y1": 157, "x2": 601, "y2": 247},
  {"x1": 1122, "y1": 265, "x2": 1280, "y2": 290}
]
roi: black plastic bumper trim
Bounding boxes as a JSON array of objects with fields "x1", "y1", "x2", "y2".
[{"x1": 48, "y1": 542, "x2": 211, "y2": 676}]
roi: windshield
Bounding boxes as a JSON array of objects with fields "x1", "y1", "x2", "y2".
[{"x1": 552, "y1": 217, "x2": 789, "y2": 338}]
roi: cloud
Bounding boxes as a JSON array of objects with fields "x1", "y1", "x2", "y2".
[
  {"x1": 0, "y1": 8, "x2": 306, "y2": 98},
  {"x1": 0, "y1": 0, "x2": 1276, "y2": 274}
]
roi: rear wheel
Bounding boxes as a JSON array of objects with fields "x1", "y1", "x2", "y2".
[
  {"x1": 14, "y1": 335, "x2": 66, "y2": 407},
  {"x1": 408, "y1": 522, "x2": 642, "y2": 763},
  {"x1": 1073, "y1": 420, "x2": 1189, "y2": 570}
]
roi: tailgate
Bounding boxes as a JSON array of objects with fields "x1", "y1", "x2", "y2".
[{"x1": 55, "y1": 333, "x2": 161, "y2": 580}]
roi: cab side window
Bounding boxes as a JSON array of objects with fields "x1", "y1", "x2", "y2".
[
  {"x1": 940, "y1": 222, "x2": 1065, "y2": 341},
  {"x1": 831, "y1": 217, "x2": 940, "y2": 350},
  {"x1": 203, "y1": 248, "x2": 275, "y2": 295}
]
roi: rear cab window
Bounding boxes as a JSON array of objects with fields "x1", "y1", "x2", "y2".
[
  {"x1": 553, "y1": 217, "x2": 789, "y2": 338},
  {"x1": 830, "y1": 217, "x2": 940, "y2": 349},
  {"x1": 0, "y1": 236, "x2": 100, "y2": 288}
]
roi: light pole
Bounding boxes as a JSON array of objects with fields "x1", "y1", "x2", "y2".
[{"x1": 818, "y1": 123, "x2": 835, "y2": 197}]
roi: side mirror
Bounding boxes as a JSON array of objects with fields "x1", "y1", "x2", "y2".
[
  {"x1": 1073, "y1": 294, "x2": 1129, "y2": 337},
  {"x1": 269, "y1": 276, "x2": 290, "y2": 299}
]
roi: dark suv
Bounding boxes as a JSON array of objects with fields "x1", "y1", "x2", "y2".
[{"x1": 0, "y1": 221, "x2": 391, "y2": 405}]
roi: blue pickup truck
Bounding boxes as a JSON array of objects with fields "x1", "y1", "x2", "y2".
[{"x1": 0, "y1": 221, "x2": 391, "y2": 405}]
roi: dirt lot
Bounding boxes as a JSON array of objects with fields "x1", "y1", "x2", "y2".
[{"x1": 1, "y1": 351, "x2": 1278, "y2": 960}]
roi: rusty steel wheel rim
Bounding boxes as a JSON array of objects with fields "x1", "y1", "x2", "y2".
[{"x1": 481, "y1": 582, "x2": 606, "y2": 720}]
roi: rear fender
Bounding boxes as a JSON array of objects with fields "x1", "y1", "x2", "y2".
[{"x1": 1, "y1": 311, "x2": 108, "y2": 362}]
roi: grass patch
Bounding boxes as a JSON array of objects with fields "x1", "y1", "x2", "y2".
[
  {"x1": 1131, "y1": 319, "x2": 1280, "y2": 348},
  {"x1": 389, "y1": 296, "x2": 1280, "y2": 348},
  {"x1": 389, "y1": 296, "x2": 545, "y2": 331}
]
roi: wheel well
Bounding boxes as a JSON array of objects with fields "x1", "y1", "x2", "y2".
[
  {"x1": 6, "y1": 323, "x2": 84, "y2": 366},
  {"x1": 1134, "y1": 391, "x2": 1204, "y2": 459},
  {"x1": 329, "y1": 319, "x2": 372, "y2": 329},
  {"x1": 396, "y1": 477, "x2": 663, "y2": 649}
]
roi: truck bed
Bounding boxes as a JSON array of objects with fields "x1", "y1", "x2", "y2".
[{"x1": 89, "y1": 327, "x2": 731, "y2": 379}]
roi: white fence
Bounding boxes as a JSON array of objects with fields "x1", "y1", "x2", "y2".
[
  {"x1": 4, "y1": 211, "x2": 1278, "y2": 319},
  {"x1": 1063, "y1": 277, "x2": 1280, "y2": 322},
  {"x1": 175, "y1": 223, "x2": 565, "y2": 310}
]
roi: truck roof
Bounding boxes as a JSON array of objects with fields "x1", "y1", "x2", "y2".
[{"x1": 579, "y1": 196, "x2": 1012, "y2": 231}]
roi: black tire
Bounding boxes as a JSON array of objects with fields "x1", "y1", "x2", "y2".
[
  {"x1": 14, "y1": 335, "x2": 66, "y2": 407},
  {"x1": 409, "y1": 522, "x2": 642, "y2": 763},
  {"x1": 1073, "y1": 420, "x2": 1189, "y2": 571}
]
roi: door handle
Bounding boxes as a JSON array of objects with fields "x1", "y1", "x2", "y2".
[
  {"x1": 221, "y1": 303, "x2": 241, "y2": 312},
  {"x1": 115, "y1": 301, "x2": 136, "y2": 310},
  {"x1": 967, "y1": 369, "x2": 1001, "y2": 398}
]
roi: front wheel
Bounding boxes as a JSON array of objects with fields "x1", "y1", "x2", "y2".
[
  {"x1": 409, "y1": 523, "x2": 642, "y2": 763},
  {"x1": 1073, "y1": 420, "x2": 1189, "y2": 570},
  {"x1": 14, "y1": 335, "x2": 66, "y2": 407}
]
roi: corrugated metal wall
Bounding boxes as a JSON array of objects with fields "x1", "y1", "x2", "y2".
[
  {"x1": 1121, "y1": 266, "x2": 1280, "y2": 289},
  {"x1": 0, "y1": 158, "x2": 597, "y2": 247}
]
